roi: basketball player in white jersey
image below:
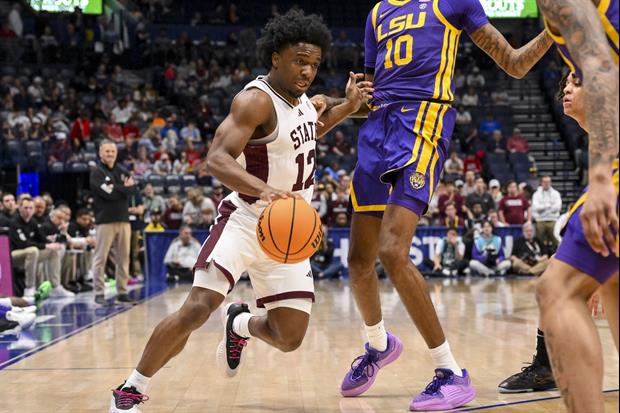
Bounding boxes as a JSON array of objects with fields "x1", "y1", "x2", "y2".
[{"x1": 109, "y1": 9, "x2": 373, "y2": 412}]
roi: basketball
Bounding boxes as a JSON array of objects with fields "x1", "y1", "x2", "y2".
[{"x1": 256, "y1": 197, "x2": 323, "y2": 264}]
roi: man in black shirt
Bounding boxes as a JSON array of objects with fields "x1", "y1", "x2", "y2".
[
  {"x1": 0, "y1": 192, "x2": 16, "y2": 226},
  {"x1": 32, "y1": 196, "x2": 48, "y2": 227},
  {"x1": 90, "y1": 140, "x2": 138, "y2": 304},
  {"x1": 9, "y1": 197, "x2": 74, "y2": 298},
  {"x1": 465, "y1": 177, "x2": 495, "y2": 214},
  {"x1": 510, "y1": 222, "x2": 549, "y2": 276}
]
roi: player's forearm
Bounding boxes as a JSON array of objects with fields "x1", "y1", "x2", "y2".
[
  {"x1": 471, "y1": 25, "x2": 553, "y2": 79},
  {"x1": 206, "y1": 151, "x2": 270, "y2": 197},
  {"x1": 316, "y1": 100, "x2": 358, "y2": 138}
]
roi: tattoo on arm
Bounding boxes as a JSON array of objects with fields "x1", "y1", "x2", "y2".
[
  {"x1": 538, "y1": 0, "x2": 619, "y2": 175},
  {"x1": 324, "y1": 96, "x2": 346, "y2": 111},
  {"x1": 471, "y1": 24, "x2": 554, "y2": 79}
]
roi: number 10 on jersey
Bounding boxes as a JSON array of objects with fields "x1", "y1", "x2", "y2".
[{"x1": 384, "y1": 34, "x2": 413, "y2": 69}]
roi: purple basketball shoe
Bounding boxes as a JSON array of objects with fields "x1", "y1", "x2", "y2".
[
  {"x1": 410, "y1": 368, "x2": 476, "y2": 411},
  {"x1": 341, "y1": 332, "x2": 403, "y2": 397}
]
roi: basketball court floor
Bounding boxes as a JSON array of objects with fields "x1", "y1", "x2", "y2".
[{"x1": 0, "y1": 278, "x2": 617, "y2": 413}]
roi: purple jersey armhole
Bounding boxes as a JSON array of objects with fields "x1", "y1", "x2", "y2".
[{"x1": 441, "y1": 0, "x2": 489, "y2": 35}]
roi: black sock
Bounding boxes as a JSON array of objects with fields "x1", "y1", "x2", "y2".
[{"x1": 535, "y1": 329, "x2": 550, "y2": 367}]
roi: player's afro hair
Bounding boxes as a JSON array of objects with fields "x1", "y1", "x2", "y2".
[{"x1": 257, "y1": 9, "x2": 332, "y2": 68}]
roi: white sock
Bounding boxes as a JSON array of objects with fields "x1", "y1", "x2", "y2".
[
  {"x1": 0, "y1": 298, "x2": 11, "y2": 307},
  {"x1": 365, "y1": 320, "x2": 388, "y2": 352},
  {"x1": 125, "y1": 369, "x2": 151, "y2": 394},
  {"x1": 23, "y1": 297, "x2": 35, "y2": 306},
  {"x1": 232, "y1": 312, "x2": 253, "y2": 338},
  {"x1": 429, "y1": 341, "x2": 462, "y2": 377}
]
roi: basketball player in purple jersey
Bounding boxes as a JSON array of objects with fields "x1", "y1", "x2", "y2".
[
  {"x1": 329, "y1": 1, "x2": 554, "y2": 411},
  {"x1": 534, "y1": 0, "x2": 619, "y2": 411},
  {"x1": 108, "y1": 10, "x2": 372, "y2": 413}
]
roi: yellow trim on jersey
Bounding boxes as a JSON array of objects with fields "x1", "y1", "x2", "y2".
[
  {"x1": 371, "y1": 2, "x2": 382, "y2": 33},
  {"x1": 567, "y1": 159, "x2": 619, "y2": 221},
  {"x1": 432, "y1": 0, "x2": 462, "y2": 101},
  {"x1": 442, "y1": 31, "x2": 461, "y2": 101},
  {"x1": 433, "y1": 0, "x2": 458, "y2": 32},
  {"x1": 427, "y1": 104, "x2": 450, "y2": 201},
  {"x1": 543, "y1": 16, "x2": 565, "y2": 45},
  {"x1": 349, "y1": 181, "x2": 387, "y2": 212},
  {"x1": 557, "y1": 48, "x2": 577, "y2": 75},
  {"x1": 387, "y1": 0, "x2": 410, "y2": 5},
  {"x1": 415, "y1": 103, "x2": 442, "y2": 176},
  {"x1": 410, "y1": 102, "x2": 429, "y2": 163},
  {"x1": 598, "y1": 0, "x2": 611, "y2": 14},
  {"x1": 433, "y1": 28, "x2": 451, "y2": 99}
]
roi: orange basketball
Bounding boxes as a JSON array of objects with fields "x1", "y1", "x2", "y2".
[{"x1": 256, "y1": 197, "x2": 323, "y2": 264}]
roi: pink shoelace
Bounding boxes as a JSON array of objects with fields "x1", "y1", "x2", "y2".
[
  {"x1": 228, "y1": 331, "x2": 248, "y2": 360},
  {"x1": 112, "y1": 389, "x2": 150, "y2": 409}
]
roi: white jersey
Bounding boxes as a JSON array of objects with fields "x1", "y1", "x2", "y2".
[{"x1": 228, "y1": 76, "x2": 319, "y2": 215}]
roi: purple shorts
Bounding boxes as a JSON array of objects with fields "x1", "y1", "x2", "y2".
[
  {"x1": 350, "y1": 101, "x2": 454, "y2": 218},
  {"x1": 555, "y1": 182, "x2": 619, "y2": 284}
]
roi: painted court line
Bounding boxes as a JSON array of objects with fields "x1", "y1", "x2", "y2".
[
  {"x1": 456, "y1": 389, "x2": 619, "y2": 411},
  {"x1": 0, "y1": 289, "x2": 167, "y2": 371}
]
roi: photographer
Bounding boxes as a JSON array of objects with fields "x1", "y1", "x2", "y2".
[
  {"x1": 469, "y1": 220, "x2": 511, "y2": 276},
  {"x1": 510, "y1": 222, "x2": 549, "y2": 276},
  {"x1": 427, "y1": 227, "x2": 467, "y2": 277}
]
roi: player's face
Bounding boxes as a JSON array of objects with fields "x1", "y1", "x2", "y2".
[
  {"x1": 562, "y1": 73, "x2": 583, "y2": 120},
  {"x1": 275, "y1": 43, "x2": 322, "y2": 98}
]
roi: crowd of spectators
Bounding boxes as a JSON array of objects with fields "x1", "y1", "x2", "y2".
[{"x1": 0, "y1": 3, "x2": 572, "y2": 289}]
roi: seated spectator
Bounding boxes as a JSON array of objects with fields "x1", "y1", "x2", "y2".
[
  {"x1": 311, "y1": 183, "x2": 328, "y2": 220},
  {"x1": 467, "y1": 66, "x2": 485, "y2": 88},
  {"x1": 310, "y1": 232, "x2": 343, "y2": 280},
  {"x1": 491, "y1": 89, "x2": 510, "y2": 106},
  {"x1": 444, "y1": 151, "x2": 464, "y2": 180},
  {"x1": 142, "y1": 183, "x2": 166, "y2": 222},
  {"x1": 466, "y1": 177, "x2": 495, "y2": 214},
  {"x1": 163, "y1": 195, "x2": 184, "y2": 230},
  {"x1": 461, "y1": 170, "x2": 477, "y2": 197},
  {"x1": 455, "y1": 106, "x2": 472, "y2": 126},
  {"x1": 163, "y1": 225, "x2": 201, "y2": 281},
  {"x1": 210, "y1": 181, "x2": 226, "y2": 208},
  {"x1": 426, "y1": 227, "x2": 467, "y2": 277},
  {"x1": 185, "y1": 140, "x2": 203, "y2": 166},
  {"x1": 461, "y1": 86, "x2": 479, "y2": 107},
  {"x1": 144, "y1": 209, "x2": 166, "y2": 232},
  {"x1": 465, "y1": 201, "x2": 487, "y2": 237},
  {"x1": 531, "y1": 176, "x2": 562, "y2": 252},
  {"x1": 510, "y1": 222, "x2": 550, "y2": 276},
  {"x1": 488, "y1": 179, "x2": 503, "y2": 207},
  {"x1": 32, "y1": 196, "x2": 48, "y2": 226},
  {"x1": 487, "y1": 209, "x2": 506, "y2": 228},
  {"x1": 9, "y1": 197, "x2": 74, "y2": 298},
  {"x1": 183, "y1": 188, "x2": 215, "y2": 227},
  {"x1": 327, "y1": 191, "x2": 349, "y2": 227},
  {"x1": 173, "y1": 152, "x2": 191, "y2": 174},
  {"x1": 487, "y1": 130, "x2": 507, "y2": 154},
  {"x1": 153, "y1": 153, "x2": 173, "y2": 176},
  {"x1": 133, "y1": 146, "x2": 152, "y2": 177},
  {"x1": 469, "y1": 220, "x2": 511, "y2": 276},
  {"x1": 332, "y1": 212, "x2": 350, "y2": 228},
  {"x1": 180, "y1": 120, "x2": 202, "y2": 143},
  {"x1": 67, "y1": 209, "x2": 96, "y2": 287},
  {"x1": 438, "y1": 181, "x2": 465, "y2": 222},
  {"x1": 499, "y1": 180, "x2": 531, "y2": 225},
  {"x1": 1, "y1": 192, "x2": 16, "y2": 223},
  {"x1": 507, "y1": 128, "x2": 529, "y2": 153},
  {"x1": 462, "y1": 152, "x2": 482, "y2": 175},
  {"x1": 441, "y1": 202, "x2": 463, "y2": 228}
]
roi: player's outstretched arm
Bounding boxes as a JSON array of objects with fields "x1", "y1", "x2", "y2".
[
  {"x1": 206, "y1": 89, "x2": 295, "y2": 202},
  {"x1": 310, "y1": 72, "x2": 373, "y2": 138},
  {"x1": 538, "y1": 0, "x2": 619, "y2": 256},
  {"x1": 470, "y1": 24, "x2": 553, "y2": 79}
]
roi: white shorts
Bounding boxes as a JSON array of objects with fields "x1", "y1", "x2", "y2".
[{"x1": 193, "y1": 200, "x2": 314, "y2": 314}]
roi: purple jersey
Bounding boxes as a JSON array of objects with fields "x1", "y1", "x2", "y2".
[
  {"x1": 543, "y1": 0, "x2": 619, "y2": 79},
  {"x1": 365, "y1": 0, "x2": 488, "y2": 105}
]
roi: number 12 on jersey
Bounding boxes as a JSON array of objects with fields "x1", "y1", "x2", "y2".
[
  {"x1": 293, "y1": 149, "x2": 316, "y2": 191},
  {"x1": 384, "y1": 34, "x2": 413, "y2": 69}
]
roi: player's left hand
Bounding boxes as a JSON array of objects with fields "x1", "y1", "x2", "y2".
[
  {"x1": 345, "y1": 72, "x2": 373, "y2": 112},
  {"x1": 580, "y1": 180, "x2": 619, "y2": 257},
  {"x1": 310, "y1": 95, "x2": 327, "y2": 127}
]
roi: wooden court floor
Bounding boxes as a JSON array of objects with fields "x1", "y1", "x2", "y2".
[{"x1": 0, "y1": 278, "x2": 617, "y2": 413}]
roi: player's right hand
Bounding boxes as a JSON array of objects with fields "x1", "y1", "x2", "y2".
[
  {"x1": 580, "y1": 180, "x2": 619, "y2": 257},
  {"x1": 259, "y1": 186, "x2": 301, "y2": 203}
]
